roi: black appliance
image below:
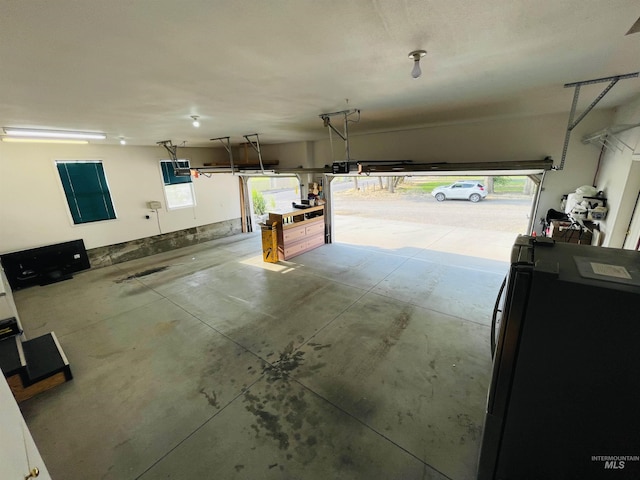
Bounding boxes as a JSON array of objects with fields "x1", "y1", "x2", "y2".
[
  {"x1": 331, "y1": 161, "x2": 350, "y2": 174},
  {"x1": 478, "y1": 235, "x2": 640, "y2": 479},
  {"x1": 1, "y1": 239, "x2": 91, "y2": 290}
]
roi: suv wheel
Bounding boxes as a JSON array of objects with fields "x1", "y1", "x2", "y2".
[
  {"x1": 435, "y1": 192, "x2": 445, "y2": 202},
  {"x1": 469, "y1": 193, "x2": 481, "y2": 203}
]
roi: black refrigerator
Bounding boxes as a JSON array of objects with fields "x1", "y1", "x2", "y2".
[{"x1": 478, "y1": 235, "x2": 640, "y2": 479}]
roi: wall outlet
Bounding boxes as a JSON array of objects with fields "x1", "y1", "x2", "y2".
[{"x1": 147, "y1": 201, "x2": 162, "y2": 210}]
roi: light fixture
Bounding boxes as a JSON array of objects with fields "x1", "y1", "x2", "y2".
[
  {"x1": 3, "y1": 128, "x2": 106, "y2": 140},
  {"x1": 191, "y1": 116, "x2": 200, "y2": 128},
  {"x1": 119, "y1": 137, "x2": 126, "y2": 145},
  {"x1": 1, "y1": 137, "x2": 89, "y2": 144},
  {"x1": 408, "y1": 50, "x2": 427, "y2": 79}
]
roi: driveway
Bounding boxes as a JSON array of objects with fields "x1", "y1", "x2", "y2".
[{"x1": 331, "y1": 188, "x2": 534, "y2": 262}]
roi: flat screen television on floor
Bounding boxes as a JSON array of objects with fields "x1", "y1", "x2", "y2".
[{"x1": 1, "y1": 239, "x2": 91, "y2": 290}]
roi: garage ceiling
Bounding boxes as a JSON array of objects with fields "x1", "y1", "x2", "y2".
[{"x1": 1, "y1": 0, "x2": 639, "y2": 147}]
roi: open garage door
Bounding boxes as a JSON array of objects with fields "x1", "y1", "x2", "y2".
[
  {"x1": 244, "y1": 175, "x2": 301, "y2": 227},
  {"x1": 325, "y1": 169, "x2": 545, "y2": 263}
]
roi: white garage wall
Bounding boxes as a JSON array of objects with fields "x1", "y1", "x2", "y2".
[
  {"x1": 259, "y1": 141, "x2": 314, "y2": 169},
  {"x1": 306, "y1": 110, "x2": 614, "y2": 233},
  {"x1": 309, "y1": 111, "x2": 611, "y2": 164},
  {"x1": 0, "y1": 143, "x2": 240, "y2": 253}
]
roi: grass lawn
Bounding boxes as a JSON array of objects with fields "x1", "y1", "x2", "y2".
[{"x1": 399, "y1": 176, "x2": 528, "y2": 194}]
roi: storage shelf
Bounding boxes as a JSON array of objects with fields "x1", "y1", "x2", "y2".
[{"x1": 268, "y1": 205, "x2": 325, "y2": 228}]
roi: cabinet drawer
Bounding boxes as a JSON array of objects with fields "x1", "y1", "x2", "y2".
[
  {"x1": 283, "y1": 241, "x2": 309, "y2": 258},
  {"x1": 282, "y1": 225, "x2": 306, "y2": 243},
  {"x1": 306, "y1": 234, "x2": 325, "y2": 249},
  {"x1": 305, "y1": 222, "x2": 324, "y2": 236}
]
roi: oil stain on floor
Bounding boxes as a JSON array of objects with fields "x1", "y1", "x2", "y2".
[
  {"x1": 115, "y1": 266, "x2": 169, "y2": 283},
  {"x1": 243, "y1": 341, "x2": 328, "y2": 468}
]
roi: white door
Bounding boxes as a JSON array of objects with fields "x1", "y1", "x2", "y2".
[{"x1": 0, "y1": 377, "x2": 51, "y2": 480}]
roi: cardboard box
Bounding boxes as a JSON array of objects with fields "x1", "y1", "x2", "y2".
[{"x1": 550, "y1": 221, "x2": 593, "y2": 244}]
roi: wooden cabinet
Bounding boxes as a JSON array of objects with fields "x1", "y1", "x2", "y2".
[{"x1": 268, "y1": 205, "x2": 325, "y2": 260}]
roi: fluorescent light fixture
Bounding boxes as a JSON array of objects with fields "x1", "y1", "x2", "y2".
[
  {"x1": 2, "y1": 137, "x2": 89, "y2": 144},
  {"x1": 3, "y1": 128, "x2": 106, "y2": 140}
]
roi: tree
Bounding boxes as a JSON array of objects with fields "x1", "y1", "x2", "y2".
[
  {"x1": 251, "y1": 189, "x2": 266, "y2": 215},
  {"x1": 491, "y1": 176, "x2": 509, "y2": 194},
  {"x1": 386, "y1": 176, "x2": 403, "y2": 193},
  {"x1": 485, "y1": 176, "x2": 494, "y2": 194}
]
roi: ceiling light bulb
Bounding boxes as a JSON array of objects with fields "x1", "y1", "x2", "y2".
[
  {"x1": 119, "y1": 138, "x2": 126, "y2": 145},
  {"x1": 191, "y1": 116, "x2": 200, "y2": 128},
  {"x1": 408, "y1": 50, "x2": 427, "y2": 79},
  {"x1": 411, "y1": 60, "x2": 422, "y2": 79}
]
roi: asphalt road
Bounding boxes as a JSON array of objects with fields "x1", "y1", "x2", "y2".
[{"x1": 332, "y1": 188, "x2": 535, "y2": 233}]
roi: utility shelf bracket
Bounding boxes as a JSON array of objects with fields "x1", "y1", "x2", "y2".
[
  {"x1": 157, "y1": 139, "x2": 177, "y2": 161},
  {"x1": 210, "y1": 136, "x2": 235, "y2": 174},
  {"x1": 242, "y1": 133, "x2": 265, "y2": 173},
  {"x1": 319, "y1": 109, "x2": 360, "y2": 165},
  {"x1": 558, "y1": 72, "x2": 639, "y2": 170},
  {"x1": 156, "y1": 140, "x2": 191, "y2": 176}
]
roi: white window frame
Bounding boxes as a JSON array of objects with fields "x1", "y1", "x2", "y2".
[{"x1": 160, "y1": 160, "x2": 196, "y2": 210}]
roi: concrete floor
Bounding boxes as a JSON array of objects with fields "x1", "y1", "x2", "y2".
[{"x1": 15, "y1": 227, "x2": 510, "y2": 480}]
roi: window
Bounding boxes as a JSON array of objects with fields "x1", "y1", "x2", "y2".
[
  {"x1": 161, "y1": 160, "x2": 195, "y2": 209},
  {"x1": 56, "y1": 161, "x2": 116, "y2": 224}
]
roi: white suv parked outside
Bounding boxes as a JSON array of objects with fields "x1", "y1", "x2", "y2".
[{"x1": 431, "y1": 181, "x2": 487, "y2": 202}]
